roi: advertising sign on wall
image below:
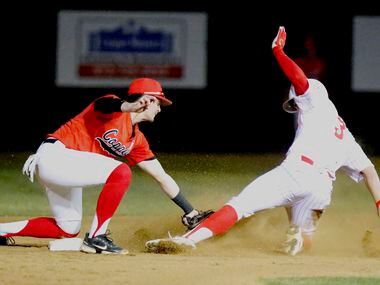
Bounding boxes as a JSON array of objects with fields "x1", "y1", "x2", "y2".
[{"x1": 56, "y1": 11, "x2": 207, "y2": 88}]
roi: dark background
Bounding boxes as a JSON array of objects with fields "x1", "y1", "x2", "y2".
[{"x1": 1, "y1": 4, "x2": 379, "y2": 156}]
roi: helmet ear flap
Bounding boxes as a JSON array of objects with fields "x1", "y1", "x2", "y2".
[
  {"x1": 282, "y1": 98, "x2": 298, "y2": 113},
  {"x1": 283, "y1": 85, "x2": 298, "y2": 113}
]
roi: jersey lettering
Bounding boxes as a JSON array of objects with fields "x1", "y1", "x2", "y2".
[
  {"x1": 96, "y1": 129, "x2": 135, "y2": 157},
  {"x1": 334, "y1": 116, "x2": 346, "y2": 140}
]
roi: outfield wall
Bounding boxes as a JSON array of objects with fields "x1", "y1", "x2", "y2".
[{"x1": 1, "y1": 7, "x2": 379, "y2": 155}]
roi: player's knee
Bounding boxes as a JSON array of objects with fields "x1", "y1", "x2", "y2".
[
  {"x1": 300, "y1": 209, "x2": 324, "y2": 238},
  {"x1": 57, "y1": 219, "x2": 82, "y2": 237},
  {"x1": 309, "y1": 190, "x2": 331, "y2": 209},
  {"x1": 109, "y1": 163, "x2": 132, "y2": 188}
]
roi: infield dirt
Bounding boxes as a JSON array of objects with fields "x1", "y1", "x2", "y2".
[{"x1": 1, "y1": 208, "x2": 379, "y2": 285}]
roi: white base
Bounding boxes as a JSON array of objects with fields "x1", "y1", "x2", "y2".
[{"x1": 48, "y1": 238, "x2": 83, "y2": 251}]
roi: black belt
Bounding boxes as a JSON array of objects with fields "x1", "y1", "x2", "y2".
[{"x1": 43, "y1": 138, "x2": 58, "y2": 144}]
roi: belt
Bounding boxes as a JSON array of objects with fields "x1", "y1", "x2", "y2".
[{"x1": 43, "y1": 138, "x2": 58, "y2": 144}]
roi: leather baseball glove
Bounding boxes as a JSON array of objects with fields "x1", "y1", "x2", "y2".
[{"x1": 182, "y1": 209, "x2": 214, "y2": 230}]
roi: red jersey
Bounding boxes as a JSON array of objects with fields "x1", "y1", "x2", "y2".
[{"x1": 48, "y1": 94, "x2": 154, "y2": 166}]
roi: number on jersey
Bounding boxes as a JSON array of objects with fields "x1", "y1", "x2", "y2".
[{"x1": 334, "y1": 116, "x2": 346, "y2": 140}]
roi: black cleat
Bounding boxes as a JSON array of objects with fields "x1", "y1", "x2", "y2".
[
  {"x1": 80, "y1": 231, "x2": 128, "y2": 255},
  {"x1": 0, "y1": 236, "x2": 15, "y2": 246}
]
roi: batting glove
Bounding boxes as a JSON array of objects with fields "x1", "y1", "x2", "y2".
[
  {"x1": 282, "y1": 225, "x2": 303, "y2": 256},
  {"x1": 272, "y1": 26, "x2": 287, "y2": 49},
  {"x1": 22, "y1": 154, "x2": 38, "y2": 183}
]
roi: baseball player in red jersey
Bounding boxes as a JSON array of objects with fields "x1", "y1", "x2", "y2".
[
  {"x1": 146, "y1": 27, "x2": 380, "y2": 255},
  {"x1": 0, "y1": 78, "x2": 213, "y2": 254}
]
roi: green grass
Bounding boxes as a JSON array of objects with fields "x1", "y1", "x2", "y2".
[
  {"x1": 264, "y1": 277, "x2": 380, "y2": 285},
  {"x1": 0, "y1": 152, "x2": 378, "y2": 217},
  {"x1": 0, "y1": 152, "x2": 283, "y2": 216}
]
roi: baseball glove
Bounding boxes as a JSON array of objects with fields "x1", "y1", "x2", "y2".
[{"x1": 182, "y1": 209, "x2": 214, "y2": 230}]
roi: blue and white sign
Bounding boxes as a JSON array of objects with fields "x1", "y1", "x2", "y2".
[{"x1": 56, "y1": 11, "x2": 207, "y2": 88}]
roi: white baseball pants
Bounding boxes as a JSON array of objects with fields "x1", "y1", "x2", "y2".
[
  {"x1": 34, "y1": 140, "x2": 122, "y2": 234},
  {"x1": 227, "y1": 164, "x2": 333, "y2": 235}
]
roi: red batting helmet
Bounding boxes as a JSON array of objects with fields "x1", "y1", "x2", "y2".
[{"x1": 128, "y1": 78, "x2": 172, "y2": 106}]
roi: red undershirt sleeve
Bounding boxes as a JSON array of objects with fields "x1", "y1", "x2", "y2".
[{"x1": 273, "y1": 46, "x2": 309, "y2": 96}]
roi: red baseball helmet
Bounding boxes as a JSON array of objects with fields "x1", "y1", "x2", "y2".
[{"x1": 128, "y1": 78, "x2": 172, "y2": 106}]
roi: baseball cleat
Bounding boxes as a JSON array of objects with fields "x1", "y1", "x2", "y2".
[
  {"x1": 282, "y1": 225, "x2": 303, "y2": 256},
  {"x1": 81, "y1": 231, "x2": 129, "y2": 255},
  {"x1": 0, "y1": 236, "x2": 15, "y2": 246},
  {"x1": 145, "y1": 232, "x2": 196, "y2": 252}
]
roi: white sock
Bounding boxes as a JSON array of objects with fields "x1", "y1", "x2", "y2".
[{"x1": 184, "y1": 227, "x2": 213, "y2": 243}]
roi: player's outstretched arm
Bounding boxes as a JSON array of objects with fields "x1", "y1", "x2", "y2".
[
  {"x1": 272, "y1": 26, "x2": 309, "y2": 95},
  {"x1": 137, "y1": 159, "x2": 181, "y2": 198},
  {"x1": 137, "y1": 159, "x2": 214, "y2": 229},
  {"x1": 362, "y1": 165, "x2": 380, "y2": 216}
]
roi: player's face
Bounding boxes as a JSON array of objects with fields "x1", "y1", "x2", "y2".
[{"x1": 141, "y1": 99, "x2": 161, "y2": 122}]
